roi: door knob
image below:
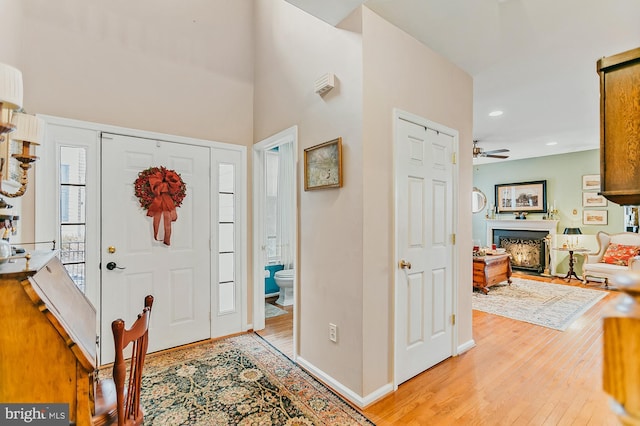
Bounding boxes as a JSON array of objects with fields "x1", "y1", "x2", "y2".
[
  {"x1": 106, "y1": 261, "x2": 125, "y2": 271},
  {"x1": 399, "y1": 259, "x2": 412, "y2": 269}
]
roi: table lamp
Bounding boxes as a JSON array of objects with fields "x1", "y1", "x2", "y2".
[{"x1": 563, "y1": 227, "x2": 582, "y2": 248}]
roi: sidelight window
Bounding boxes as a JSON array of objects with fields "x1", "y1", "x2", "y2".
[{"x1": 59, "y1": 146, "x2": 87, "y2": 292}]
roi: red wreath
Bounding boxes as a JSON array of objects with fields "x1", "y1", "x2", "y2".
[{"x1": 134, "y1": 166, "x2": 186, "y2": 246}]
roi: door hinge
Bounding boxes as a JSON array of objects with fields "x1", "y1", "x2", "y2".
[
  {"x1": 452, "y1": 152, "x2": 456, "y2": 164},
  {"x1": 96, "y1": 335, "x2": 100, "y2": 347},
  {"x1": 451, "y1": 233, "x2": 456, "y2": 244},
  {"x1": 451, "y1": 314, "x2": 456, "y2": 326}
]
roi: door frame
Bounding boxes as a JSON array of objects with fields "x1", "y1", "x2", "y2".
[
  {"x1": 35, "y1": 115, "x2": 248, "y2": 357},
  {"x1": 393, "y1": 109, "x2": 459, "y2": 388},
  {"x1": 252, "y1": 126, "x2": 298, "y2": 355}
]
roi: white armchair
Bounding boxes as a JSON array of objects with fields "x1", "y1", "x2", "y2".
[{"x1": 582, "y1": 231, "x2": 640, "y2": 288}]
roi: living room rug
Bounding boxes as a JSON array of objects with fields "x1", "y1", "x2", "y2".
[
  {"x1": 265, "y1": 301, "x2": 288, "y2": 319},
  {"x1": 472, "y1": 277, "x2": 607, "y2": 331},
  {"x1": 130, "y1": 333, "x2": 373, "y2": 425}
]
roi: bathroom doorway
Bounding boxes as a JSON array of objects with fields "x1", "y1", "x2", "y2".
[{"x1": 253, "y1": 126, "x2": 298, "y2": 359}]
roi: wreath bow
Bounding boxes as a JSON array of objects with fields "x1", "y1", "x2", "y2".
[{"x1": 134, "y1": 167, "x2": 186, "y2": 246}]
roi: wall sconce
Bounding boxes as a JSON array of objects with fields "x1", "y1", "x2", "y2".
[
  {"x1": 0, "y1": 62, "x2": 23, "y2": 135},
  {"x1": 1, "y1": 113, "x2": 43, "y2": 198},
  {"x1": 0, "y1": 63, "x2": 41, "y2": 198}
]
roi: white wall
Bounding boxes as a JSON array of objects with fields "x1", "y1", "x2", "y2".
[
  {"x1": 254, "y1": 1, "x2": 473, "y2": 401},
  {"x1": 254, "y1": 0, "x2": 366, "y2": 394},
  {"x1": 1, "y1": 0, "x2": 255, "y2": 250},
  {"x1": 8, "y1": 0, "x2": 254, "y2": 145},
  {"x1": 361, "y1": 7, "x2": 474, "y2": 396}
]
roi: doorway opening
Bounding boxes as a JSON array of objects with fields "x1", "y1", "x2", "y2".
[{"x1": 253, "y1": 126, "x2": 298, "y2": 359}]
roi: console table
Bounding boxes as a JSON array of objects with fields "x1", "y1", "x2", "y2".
[{"x1": 473, "y1": 254, "x2": 512, "y2": 294}]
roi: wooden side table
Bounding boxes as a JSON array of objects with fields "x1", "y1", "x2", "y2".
[
  {"x1": 554, "y1": 247, "x2": 589, "y2": 282},
  {"x1": 473, "y1": 254, "x2": 512, "y2": 294}
]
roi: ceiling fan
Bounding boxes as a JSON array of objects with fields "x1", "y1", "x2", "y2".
[{"x1": 472, "y1": 140, "x2": 510, "y2": 159}]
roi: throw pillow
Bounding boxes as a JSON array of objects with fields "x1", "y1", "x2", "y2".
[{"x1": 601, "y1": 243, "x2": 640, "y2": 266}]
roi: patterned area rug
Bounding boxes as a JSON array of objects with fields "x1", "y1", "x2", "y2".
[
  {"x1": 136, "y1": 333, "x2": 373, "y2": 425},
  {"x1": 265, "y1": 302, "x2": 288, "y2": 319},
  {"x1": 472, "y1": 278, "x2": 607, "y2": 331}
]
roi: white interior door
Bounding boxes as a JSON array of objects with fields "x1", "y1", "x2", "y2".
[
  {"x1": 100, "y1": 133, "x2": 211, "y2": 363},
  {"x1": 395, "y1": 116, "x2": 455, "y2": 385}
]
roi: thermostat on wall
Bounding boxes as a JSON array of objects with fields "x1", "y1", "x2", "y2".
[{"x1": 315, "y1": 73, "x2": 335, "y2": 95}]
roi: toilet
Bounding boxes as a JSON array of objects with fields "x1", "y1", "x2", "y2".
[{"x1": 273, "y1": 269, "x2": 294, "y2": 306}]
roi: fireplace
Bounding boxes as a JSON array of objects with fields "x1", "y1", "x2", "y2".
[
  {"x1": 493, "y1": 229, "x2": 548, "y2": 273},
  {"x1": 485, "y1": 220, "x2": 559, "y2": 275}
]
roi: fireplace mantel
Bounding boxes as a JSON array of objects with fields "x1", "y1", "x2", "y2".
[
  {"x1": 486, "y1": 220, "x2": 559, "y2": 275},
  {"x1": 486, "y1": 220, "x2": 559, "y2": 237}
]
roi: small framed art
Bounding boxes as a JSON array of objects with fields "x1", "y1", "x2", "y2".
[
  {"x1": 304, "y1": 137, "x2": 343, "y2": 191},
  {"x1": 583, "y1": 209, "x2": 608, "y2": 225},
  {"x1": 582, "y1": 174, "x2": 601, "y2": 191},
  {"x1": 582, "y1": 192, "x2": 608, "y2": 207}
]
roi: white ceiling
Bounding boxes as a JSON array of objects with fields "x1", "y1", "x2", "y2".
[{"x1": 285, "y1": 0, "x2": 640, "y2": 163}]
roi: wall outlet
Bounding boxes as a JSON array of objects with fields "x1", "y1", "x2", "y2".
[{"x1": 329, "y1": 323, "x2": 337, "y2": 342}]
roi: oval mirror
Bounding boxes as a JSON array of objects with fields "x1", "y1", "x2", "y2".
[{"x1": 472, "y1": 187, "x2": 487, "y2": 214}]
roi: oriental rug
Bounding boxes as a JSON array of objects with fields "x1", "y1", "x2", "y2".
[
  {"x1": 472, "y1": 277, "x2": 607, "y2": 331},
  {"x1": 129, "y1": 333, "x2": 374, "y2": 425}
]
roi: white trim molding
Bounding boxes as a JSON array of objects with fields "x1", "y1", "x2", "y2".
[{"x1": 296, "y1": 356, "x2": 393, "y2": 408}]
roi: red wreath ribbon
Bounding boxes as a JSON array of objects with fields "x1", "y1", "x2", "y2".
[{"x1": 134, "y1": 167, "x2": 186, "y2": 246}]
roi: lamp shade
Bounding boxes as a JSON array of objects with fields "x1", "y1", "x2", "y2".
[
  {"x1": 0, "y1": 63, "x2": 23, "y2": 110},
  {"x1": 563, "y1": 227, "x2": 582, "y2": 235},
  {"x1": 10, "y1": 113, "x2": 43, "y2": 144}
]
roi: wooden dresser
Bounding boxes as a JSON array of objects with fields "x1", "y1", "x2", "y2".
[
  {"x1": 473, "y1": 254, "x2": 512, "y2": 294},
  {"x1": 0, "y1": 251, "x2": 97, "y2": 426}
]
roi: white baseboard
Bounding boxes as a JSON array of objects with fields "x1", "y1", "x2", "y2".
[
  {"x1": 361, "y1": 382, "x2": 394, "y2": 407},
  {"x1": 457, "y1": 338, "x2": 476, "y2": 354},
  {"x1": 296, "y1": 356, "x2": 393, "y2": 408}
]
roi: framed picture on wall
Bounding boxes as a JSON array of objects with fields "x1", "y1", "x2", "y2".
[
  {"x1": 495, "y1": 180, "x2": 547, "y2": 213},
  {"x1": 582, "y1": 192, "x2": 608, "y2": 207},
  {"x1": 304, "y1": 137, "x2": 343, "y2": 191},
  {"x1": 583, "y1": 209, "x2": 608, "y2": 225},
  {"x1": 582, "y1": 174, "x2": 601, "y2": 191}
]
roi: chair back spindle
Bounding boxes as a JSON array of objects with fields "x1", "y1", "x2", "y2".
[{"x1": 111, "y1": 295, "x2": 153, "y2": 426}]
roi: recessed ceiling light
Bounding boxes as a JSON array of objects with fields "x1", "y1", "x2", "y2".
[
  {"x1": 489, "y1": 110, "x2": 503, "y2": 117},
  {"x1": 546, "y1": 141, "x2": 558, "y2": 146}
]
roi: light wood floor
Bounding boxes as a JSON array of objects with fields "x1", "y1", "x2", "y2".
[
  {"x1": 257, "y1": 275, "x2": 620, "y2": 425},
  {"x1": 257, "y1": 296, "x2": 294, "y2": 358}
]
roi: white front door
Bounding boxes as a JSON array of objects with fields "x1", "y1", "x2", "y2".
[
  {"x1": 395, "y1": 115, "x2": 455, "y2": 385},
  {"x1": 100, "y1": 133, "x2": 211, "y2": 363}
]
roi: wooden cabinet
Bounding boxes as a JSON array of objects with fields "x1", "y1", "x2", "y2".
[
  {"x1": 597, "y1": 47, "x2": 640, "y2": 205},
  {"x1": 0, "y1": 251, "x2": 97, "y2": 426},
  {"x1": 473, "y1": 254, "x2": 512, "y2": 294}
]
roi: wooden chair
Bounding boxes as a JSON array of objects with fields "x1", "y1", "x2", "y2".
[{"x1": 93, "y1": 295, "x2": 154, "y2": 426}]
